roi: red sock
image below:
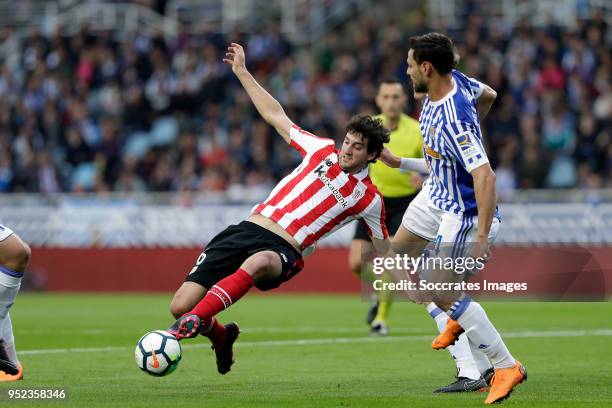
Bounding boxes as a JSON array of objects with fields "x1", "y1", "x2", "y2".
[
  {"x1": 187, "y1": 268, "x2": 254, "y2": 321},
  {"x1": 200, "y1": 317, "x2": 227, "y2": 348}
]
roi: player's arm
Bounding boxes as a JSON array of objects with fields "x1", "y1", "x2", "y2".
[
  {"x1": 223, "y1": 42, "x2": 293, "y2": 143},
  {"x1": 471, "y1": 163, "x2": 496, "y2": 246},
  {"x1": 468, "y1": 78, "x2": 497, "y2": 119},
  {"x1": 371, "y1": 237, "x2": 393, "y2": 257},
  {"x1": 379, "y1": 147, "x2": 428, "y2": 174},
  {"x1": 476, "y1": 84, "x2": 497, "y2": 119},
  {"x1": 361, "y1": 195, "x2": 395, "y2": 258}
]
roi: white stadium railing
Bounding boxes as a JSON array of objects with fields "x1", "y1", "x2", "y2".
[
  {"x1": 45, "y1": 2, "x2": 178, "y2": 39},
  {"x1": 427, "y1": 0, "x2": 611, "y2": 29},
  {"x1": 166, "y1": 0, "x2": 371, "y2": 45},
  {"x1": 1, "y1": 191, "x2": 611, "y2": 247},
  {"x1": 2, "y1": 0, "x2": 372, "y2": 45}
]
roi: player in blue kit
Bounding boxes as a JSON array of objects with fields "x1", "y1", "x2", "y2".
[
  {"x1": 0, "y1": 224, "x2": 30, "y2": 381},
  {"x1": 382, "y1": 33, "x2": 527, "y2": 404}
]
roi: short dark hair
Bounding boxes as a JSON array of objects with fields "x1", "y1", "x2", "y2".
[
  {"x1": 377, "y1": 78, "x2": 406, "y2": 92},
  {"x1": 345, "y1": 114, "x2": 390, "y2": 163},
  {"x1": 408, "y1": 32, "x2": 456, "y2": 75}
]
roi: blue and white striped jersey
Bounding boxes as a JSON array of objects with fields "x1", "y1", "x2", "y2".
[{"x1": 419, "y1": 69, "x2": 493, "y2": 216}]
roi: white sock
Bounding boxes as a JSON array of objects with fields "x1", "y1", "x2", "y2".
[
  {"x1": 451, "y1": 298, "x2": 516, "y2": 369},
  {"x1": 468, "y1": 337, "x2": 493, "y2": 375},
  {"x1": 0, "y1": 269, "x2": 22, "y2": 365},
  {"x1": 427, "y1": 302, "x2": 481, "y2": 380},
  {"x1": 1, "y1": 313, "x2": 17, "y2": 364}
]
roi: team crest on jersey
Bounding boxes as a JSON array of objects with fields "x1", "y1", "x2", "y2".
[
  {"x1": 424, "y1": 145, "x2": 440, "y2": 159},
  {"x1": 324, "y1": 158, "x2": 333, "y2": 167},
  {"x1": 429, "y1": 126, "x2": 436, "y2": 136},
  {"x1": 352, "y1": 187, "x2": 364, "y2": 200}
]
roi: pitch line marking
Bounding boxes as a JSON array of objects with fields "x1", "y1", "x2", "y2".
[{"x1": 18, "y1": 329, "x2": 612, "y2": 356}]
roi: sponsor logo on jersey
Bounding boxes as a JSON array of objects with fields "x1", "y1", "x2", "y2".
[
  {"x1": 456, "y1": 132, "x2": 474, "y2": 151},
  {"x1": 313, "y1": 163, "x2": 348, "y2": 208}
]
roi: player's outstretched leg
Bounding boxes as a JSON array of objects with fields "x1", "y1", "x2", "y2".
[
  {"x1": 169, "y1": 288, "x2": 240, "y2": 374},
  {"x1": 0, "y1": 318, "x2": 23, "y2": 381},
  {"x1": 434, "y1": 295, "x2": 527, "y2": 404},
  {"x1": 0, "y1": 231, "x2": 30, "y2": 382},
  {"x1": 170, "y1": 251, "x2": 280, "y2": 374},
  {"x1": 168, "y1": 264, "x2": 255, "y2": 339}
]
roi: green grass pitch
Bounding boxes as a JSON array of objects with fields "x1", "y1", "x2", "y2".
[{"x1": 2, "y1": 294, "x2": 611, "y2": 407}]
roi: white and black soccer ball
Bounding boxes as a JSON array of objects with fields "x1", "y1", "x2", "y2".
[{"x1": 135, "y1": 330, "x2": 182, "y2": 377}]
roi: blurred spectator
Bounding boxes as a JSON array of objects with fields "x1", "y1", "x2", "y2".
[{"x1": 0, "y1": 5, "x2": 609, "y2": 198}]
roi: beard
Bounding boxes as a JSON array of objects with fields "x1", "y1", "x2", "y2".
[{"x1": 413, "y1": 81, "x2": 428, "y2": 93}]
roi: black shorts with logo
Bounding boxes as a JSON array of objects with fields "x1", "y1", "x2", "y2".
[
  {"x1": 184, "y1": 221, "x2": 304, "y2": 291},
  {"x1": 353, "y1": 193, "x2": 417, "y2": 241}
]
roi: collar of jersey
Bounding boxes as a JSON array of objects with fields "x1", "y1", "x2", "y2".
[
  {"x1": 426, "y1": 77, "x2": 457, "y2": 107},
  {"x1": 351, "y1": 165, "x2": 369, "y2": 180}
]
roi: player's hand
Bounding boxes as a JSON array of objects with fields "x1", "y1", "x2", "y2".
[
  {"x1": 471, "y1": 240, "x2": 491, "y2": 264},
  {"x1": 223, "y1": 42, "x2": 247, "y2": 74},
  {"x1": 379, "y1": 147, "x2": 400, "y2": 168},
  {"x1": 411, "y1": 172, "x2": 424, "y2": 189}
]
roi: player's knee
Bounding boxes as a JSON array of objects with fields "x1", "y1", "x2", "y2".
[
  {"x1": 3, "y1": 239, "x2": 31, "y2": 272},
  {"x1": 169, "y1": 297, "x2": 190, "y2": 318},
  {"x1": 253, "y1": 252, "x2": 276, "y2": 270},
  {"x1": 244, "y1": 252, "x2": 280, "y2": 281},
  {"x1": 21, "y1": 242, "x2": 31, "y2": 265}
]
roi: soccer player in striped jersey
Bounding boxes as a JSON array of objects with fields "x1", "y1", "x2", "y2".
[
  {"x1": 382, "y1": 33, "x2": 526, "y2": 403},
  {"x1": 166, "y1": 43, "x2": 398, "y2": 375},
  {"x1": 0, "y1": 224, "x2": 30, "y2": 381}
]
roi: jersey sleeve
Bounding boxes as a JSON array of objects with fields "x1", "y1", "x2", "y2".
[
  {"x1": 442, "y1": 122, "x2": 489, "y2": 173},
  {"x1": 467, "y1": 77, "x2": 485, "y2": 99},
  {"x1": 289, "y1": 125, "x2": 335, "y2": 157},
  {"x1": 360, "y1": 194, "x2": 389, "y2": 240}
]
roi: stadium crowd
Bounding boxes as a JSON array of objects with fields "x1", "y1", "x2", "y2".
[{"x1": 0, "y1": 6, "x2": 609, "y2": 200}]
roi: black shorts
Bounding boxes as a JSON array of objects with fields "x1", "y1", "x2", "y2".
[
  {"x1": 353, "y1": 193, "x2": 417, "y2": 241},
  {"x1": 185, "y1": 221, "x2": 304, "y2": 291}
]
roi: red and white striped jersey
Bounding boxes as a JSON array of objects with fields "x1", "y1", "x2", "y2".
[{"x1": 252, "y1": 125, "x2": 388, "y2": 252}]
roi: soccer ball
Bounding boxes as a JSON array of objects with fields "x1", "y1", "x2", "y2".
[{"x1": 135, "y1": 330, "x2": 182, "y2": 377}]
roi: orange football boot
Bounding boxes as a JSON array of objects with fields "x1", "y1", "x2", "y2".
[
  {"x1": 432, "y1": 318, "x2": 464, "y2": 349},
  {"x1": 484, "y1": 360, "x2": 527, "y2": 404},
  {"x1": 0, "y1": 363, "x2": 23, "y2": 381}
]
